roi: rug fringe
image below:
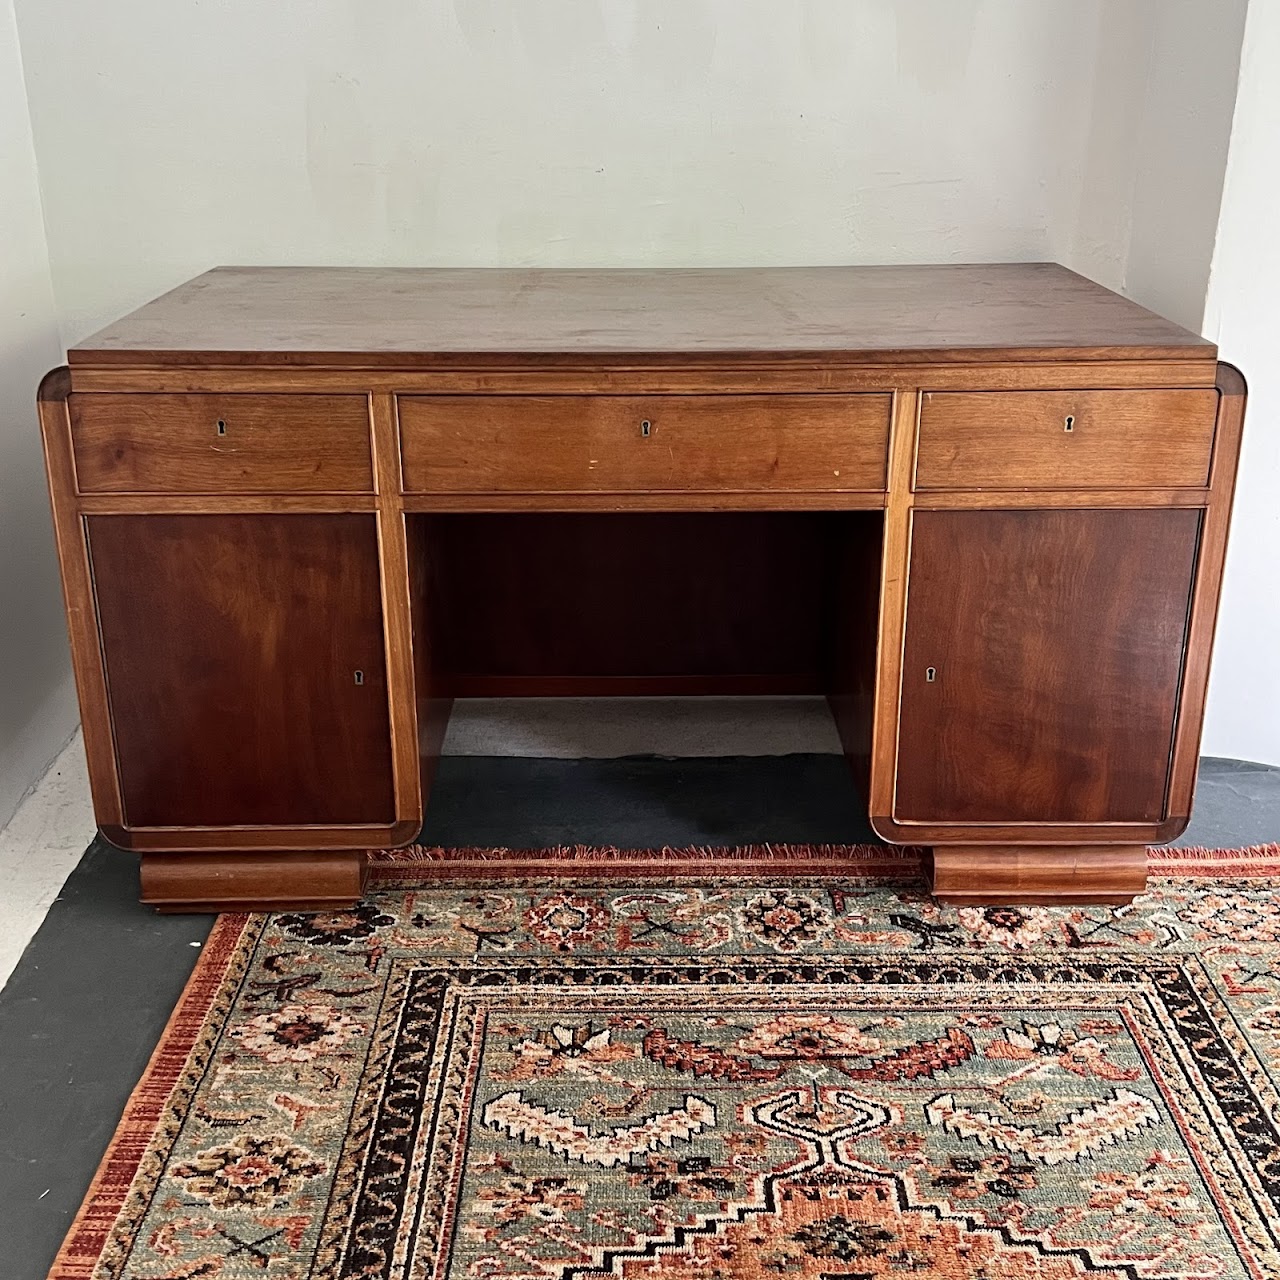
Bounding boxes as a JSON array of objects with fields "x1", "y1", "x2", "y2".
[
  {"x1": 369, "y1": 841, "x2": 1280, "y2": 880},
  {"x1": 1146, "y1": 842, "x2": 1280, "y2": 876},
  {"x1": 368, "y1": 843, "x2": 924, "y2": 883},
  {"x1": 370, "y1": 842, "x2": 924, "y2": 865}
]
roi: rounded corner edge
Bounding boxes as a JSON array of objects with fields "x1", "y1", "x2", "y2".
[
  {"x1": 1216, "y1": 361, "x2": 1247, "y2": 399},
  {"x1": 98, "y1": 823, "x2": 135, "y2": 851},
  {"x1": 37, "y1": 365, "x2": 72, "y2": 404},
  {"x1": 1153, "y1": 813, "x2": 1191, "y2": 845},
  {"x1": 868, "y1": 813, "x2": 907, "y2": 845},
  {"x1": 386, "y1": 818, "x2": 422, "y2": 849}
]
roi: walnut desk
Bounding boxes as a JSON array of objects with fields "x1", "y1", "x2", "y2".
[{"x1": 37, "y1": 265, "x2": 1245, "y2": 911}]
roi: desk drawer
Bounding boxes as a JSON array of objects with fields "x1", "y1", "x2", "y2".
[
  {"x1": 399, "y1": 394, "x2": 892, "y2": 494},
  {"x1": 70, "y1": 394, "x2": 374, "y2": 494},
  {"x1": 915, "y1": 388, "x2": 1217, "y2": 491}
]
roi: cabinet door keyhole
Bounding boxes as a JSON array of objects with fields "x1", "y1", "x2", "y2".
[
  {"x1": 216, "y1": 419, "x2": 227, "y2": 436},
  {"x1": 641, "y1": 419, "x2": 651, "y2": 437},
  {"x1": 925, "y1": 666, "x2": 937, "y2": 683},
  {"x1": 354, "y1": 670, "x2": 364, "y2": 686},
  {"x1": 1064, "y1": 414, "x2": 1075, "y2": 433}
]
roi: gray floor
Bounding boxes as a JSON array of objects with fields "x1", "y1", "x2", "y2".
[
  {"x1": 0, "y1": 753, "x2": 1277, "y2": 1278},
  {"x1": 1178, "y1": 756, "x2": 1280, "y2": 848}
]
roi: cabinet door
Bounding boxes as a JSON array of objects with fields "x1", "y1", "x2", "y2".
[
  {"x1": 88, "y1": 514, "x2": 395, "y2": 829},
  {"x1": 896, "y1": 508, "x2": 1200, "y2": 825}
]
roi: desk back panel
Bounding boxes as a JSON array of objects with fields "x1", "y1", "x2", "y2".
[{"x1": 419, "y1": 512, "x2": 882, "y2": 697}]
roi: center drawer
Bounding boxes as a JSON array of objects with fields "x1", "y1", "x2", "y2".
[{"x1": 398, "y1": 394, "x2": 892, "y2": 495}]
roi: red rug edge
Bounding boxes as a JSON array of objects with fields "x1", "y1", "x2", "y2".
[{"x1": 45, "y1": 912, "x2": 255, "y2": 1280}]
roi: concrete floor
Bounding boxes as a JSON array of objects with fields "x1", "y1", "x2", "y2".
[
  {"x1": 0, "y1": 733, "x2": 95, "y2": 990},
  {"x1": 0, "y1": 702, "x2": 1278, "y2": 1277}
]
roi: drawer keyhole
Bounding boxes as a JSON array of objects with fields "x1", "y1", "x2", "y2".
[
  {"x1": 925, "y1": 666, "x2": 937, "y2": 683},
  {"x1": 640, "y1": 419, "x2": 651, "y2": 438},
  {"x1": 354, "y1": 670, "x2": 364, "y2": 686},
  {"x1": 1064, "y1": 414, "x2": 1075, "y2": 433},
  {"x1": 216, "y1": 419, "x2": 227, "y2": 436}
]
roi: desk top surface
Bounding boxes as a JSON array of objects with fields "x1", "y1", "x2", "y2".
[{"x1": 71, "y1": 263, "x2": 1213, "y2": 369}]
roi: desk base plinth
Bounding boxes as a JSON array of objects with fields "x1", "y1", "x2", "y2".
[
  {"x1": 928, "y1": 845, "x2": 1147, "y2": 906},
  {"x1": 140, "y1": 851, "x2": 369, "y2": 913}
]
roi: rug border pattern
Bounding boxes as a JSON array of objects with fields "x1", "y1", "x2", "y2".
[{"x1": 43, "y1": 842, "x2": 1280, "y2": 1279}]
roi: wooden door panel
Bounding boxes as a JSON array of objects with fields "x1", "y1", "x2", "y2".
[
  {"x1": 896, "y1": 508, "x2": 1200, "y2": 825},
  {"x1": 88, "y1": 514, "x2": 395, "y2": 829}
]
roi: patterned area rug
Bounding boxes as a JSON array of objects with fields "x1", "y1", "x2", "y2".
[{"x1": 50, "y1": 844, "x2": 1280, "y2": 1279}]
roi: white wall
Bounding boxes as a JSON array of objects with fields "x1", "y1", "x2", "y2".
[
  {"x1": 1202, "y1": 0, "x2": 1280, "y2": 768},
  {"x1": 1116, "y1": 1, "x2": 1248, "y2": 332},
  {"x1": 0, "y1": 0, "x2": 77, "y2": 828},
  {"x1": 16, "y1": 0, "x2": 1143, "y2": 345}
]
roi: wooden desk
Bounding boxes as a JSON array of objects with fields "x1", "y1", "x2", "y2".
[{"x1": 37, "y1": 265, "x2": 1245, "y2": 911}]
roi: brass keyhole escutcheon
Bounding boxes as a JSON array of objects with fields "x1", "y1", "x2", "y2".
[
  {"x1": 216, "y1": 419, "x2": 227, "y2": 436},
  {"x1": 926, "y1": 666, "x2": 937, "y2": 683},
  {"x1": 1064, "y1": 414, "x2": 1075, "y2": 433},
  {"x1": 354, "y1": 670, "x2": 364, "y2": 686},
  {"x1": 641, "y1": 419, "x2": 651, "y2": 438}
]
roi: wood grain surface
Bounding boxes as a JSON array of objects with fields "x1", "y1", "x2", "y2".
[
  {"x1": 422, "y1": 512, "x2": 839, "y2": 694},
  {"x1": 929, "y1": 845, "x2": 1148, "y2": 905},
  {"x1": 70, "y1": 264, "x2": 1214, "y2": 368},
  {"x1": 88, "y1": 514, "x2": 396, "y2": 828},
  {"x1": 895, "y1": 507, "x2": 1200, "y2": 825},
  {"x1": 399, "y1": 393, "x2": 891, "y2": 494},
  {"x1": 916, "y1": 388, "x2": 1217, "y2": 490},
  {"x1": 140, "y1": 851, "x2": 368, "y2": 912},
  {"x1": 71, "y1": 393, "x2": 374, "y2": 493}
]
